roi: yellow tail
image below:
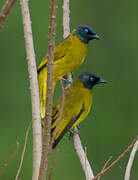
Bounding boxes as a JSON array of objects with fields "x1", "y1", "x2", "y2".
[{"x1": 38, "y1": 67, "x2": 56, "y2": 119}]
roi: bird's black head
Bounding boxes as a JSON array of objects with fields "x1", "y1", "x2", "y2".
[
  {"x1": 78, "y1": 72, "x2": 107, "y2": 90},
  {"x1": 77, "y1": 25, "x2": 100, "y2": 44}
]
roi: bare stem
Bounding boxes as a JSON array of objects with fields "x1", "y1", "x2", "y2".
[
  {"x1": 97, "y1": 156, "x2": 112, "y2": 180},
  {"x1": 63, "y1": 0, "x2": 70, "y2": 37},
  {"x1": 63, "y1": 0, "x2": 95, "y2": 179},
  {"x1": 62, "y1": 0, "x2": 72, "y2": 85},
  {"x1": 0, "y1": 142, "x2": 19, "y2": 174},
  {"x1": 124, "y1": 140, "x2": 138, "y2": 180},
  {"x1": 72, "y1": 128, "x2": 95, "y2": 180},
  {"x1": 0, "y1": 0, "x2": 16, "y2": 29},
  {"x1": 20, "y1": 0, "x2": 42, "y2": 179},
  {"x1": 15, "y1": 122, "x2": 31, "y2": 180},
  {"x1": 38, "y1": 0, "x2": 57, "y2": 179},
  {"x1": 93, "y1": 136, "x2": 138, "y2": 180},
  {"x1": 50, "y1": 80, "x2": 65, "y2": 149},
  {"x1": 48, "y1": 150, "x2": 60, "y2": 180}
]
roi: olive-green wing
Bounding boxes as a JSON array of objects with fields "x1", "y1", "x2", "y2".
[
  {"x1": 37, "y1": 35, "x2": 73, "y2": 74},
  {"x1": 52, "y1": 103, "x2": 85, "y2": 148}
]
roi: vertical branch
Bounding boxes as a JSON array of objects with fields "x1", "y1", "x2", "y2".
[
  {"x1": 124, "y1": 140, "x2": 138, "y2": 180},
  {"x1": 73, "y1": 128, "x2": 94, "y2": 180},
  {"x1": 38, "y1": 0, "x2": 57, "y2": 179},
  {"x1": 50, "y1": 80, "x2": 65, "y2": 148},
  {"x1": 48, "y1": 149, "x2": 60, "y2": 180},
  {"x1": 62, "y1": 0, "x2": 72, "y2": 83},
  {"x1": 63, "y1": 0, "x2": 70, "y2": 37},
  {"x1": 63, "y1": 0, "x2": 94, "y2": 179},
  {"x1": 20, "y1": 1, "x2": 42, "y2": 180},
  {"x1": 0, "y1": 0, "x2": 16, "y2": 29}
]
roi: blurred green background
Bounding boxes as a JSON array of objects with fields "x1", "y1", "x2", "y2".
[{"x1": 0, "y1": 0, "x2": 138, "y2": 179}]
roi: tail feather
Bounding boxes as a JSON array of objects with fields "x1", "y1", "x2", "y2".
[{"x1": 39, "y1": 72, "x2": 56, "y2": 119}]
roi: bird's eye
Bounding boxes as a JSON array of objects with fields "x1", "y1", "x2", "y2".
[
  {"x1": 83, "y1": 28, "x2": 89, "y2": 34},
  {"x1": 89, "y1": 76, "x2": 94, "y2": 82}
]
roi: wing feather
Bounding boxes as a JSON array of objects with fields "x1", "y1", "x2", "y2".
[
  {"x1": 52, "y1": 103, "x2": 85, "y2": 148},
  {"x1": 37, "y1": 35, "x2": 72, "y2": 74}
]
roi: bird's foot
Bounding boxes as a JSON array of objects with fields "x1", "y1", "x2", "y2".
[
  {"x1": 62, "y1": 78, "x2": 72, "y2": 85},
  {"x1": 69, "y1": 127, "x2": 80, "y2": 140},
  {"x1": 76, "y1": 124, "x2": 80, "y2": 130}
]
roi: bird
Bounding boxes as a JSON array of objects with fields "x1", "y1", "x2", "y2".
[
  {"x1": 42, "y1": 72, "x2": 107, "y2": 148},
  {"x1": 38, "y1": 25, "x2": 100, "y2": 119}
]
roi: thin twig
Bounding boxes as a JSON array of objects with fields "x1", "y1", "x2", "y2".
[
  {"x1": 92, "y1": 136, "x2": 138, "y2": 180},
  {"x1": 20, "y1": 0, "x2": 42, "y2": 179},
  {"x1": 50, "y1": 80, "x2": 65, "y2": 149},
  {"x1": 124, "y1": 140, "x2": 138, "y2": 180},
  {"x1": 97, "y1": 156, "x2": 112, "y2": 180},
  {"x1": 48, "y1": 150, "x2": 60, "y2": 180},
  {"x1": 0, "y1": 0, "x2": 16, "y2": 29},
  {"x1": 0, "y1": 142, "x2": 19, "y2": 174},
  {"x1": 38, "y1": 0, "x2": 57, "y2": 179},
  {"x1": 15, "y1": 122, "x2": 31, "y2": 180},
  {"x1": 72, "y1": 129, "x2": 95, "y2": 180}
]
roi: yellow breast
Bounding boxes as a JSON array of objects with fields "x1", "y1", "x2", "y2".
[{"x1": 69, "y1": 80, "x2": 93, "y2": 129}]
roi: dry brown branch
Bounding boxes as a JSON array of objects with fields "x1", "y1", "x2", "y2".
[
  {"x1": 48, "y1": 150, "x2": 60, "y2": 180},
  {"x1": 48, "y1": 80, "x2": 65, "y2": 180},
  {"x1": 15, "y1": 122, "x2": 31, "y2": 180},
  {"x1": 50, "y1": 80, "x2": 65, "y2": 149},
  {"x1": 92, "y1": 136, "x2": 138, "y2": 180},
  {"x1": 97, "y1": 156, "x2": 112, "y2": 180},
  {"x1": 124, "y1": 140, "x2": 138, "y2": 180},
  {"x1": 51, "y1": 0, "x2": 71, "y2": 151},
  {"x1": 0, "y1": 0, "x2": 16, "y2": 29},
  {"x1": 72, "y1": 129, "x2": 95, "y2": 180},
  {"x1": 38, "y1": 0, "x2": 57, "y2": 179},
  {"x1": 20, "y1": 0, "x2": 42, "y2": 179},
  {"x1": 0, "y1": 142, "x2": 19, "y2": 174}
]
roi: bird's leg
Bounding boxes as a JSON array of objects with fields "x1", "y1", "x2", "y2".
[
  {"x1": 76, "y1": 124, "x2": 80, "y2": 130},
  {"x1": 71, "y1": 72, "x2": 74, "y2": 78},
  {"x1": 62, "y1": 77, "x2": 72, "y2": 85},
  {"x1": 62, "y1": 72, "x2": 73, "y2": 89},
  {"x1": 69, "y1": 127, "x2": 80, "y2": 140}
]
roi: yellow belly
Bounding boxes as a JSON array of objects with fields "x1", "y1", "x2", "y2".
[{"x1": 54, "y1": 80, "x2": 93, "y2": 138}]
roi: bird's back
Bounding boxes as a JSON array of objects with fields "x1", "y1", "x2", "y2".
[
  {"x1": 38, "y1": 29, "x2": 88, "y2": 119},
  {"x1": 53, "y1": 30, "x2": 88, "y2": 79}
]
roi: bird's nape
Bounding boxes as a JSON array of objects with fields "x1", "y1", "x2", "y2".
[{"x1": 77, "y1": 25, "x2": 101, "y2": 44}]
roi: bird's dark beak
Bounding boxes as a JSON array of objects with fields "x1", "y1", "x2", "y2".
[
  {"x1": 98, "y1": 78, "x2": 107, "y2": 83},
  {"x1": 92, "y1": 34, "x2": 101, "y2": 40}
]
